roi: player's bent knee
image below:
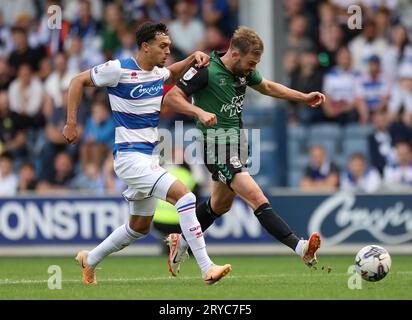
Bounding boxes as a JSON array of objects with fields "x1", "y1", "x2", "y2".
[
  {"x1": 128, "y1": 217, "x2": 152, "y2": 235},
  {"x1": 129, "y1": 223, "x2": 151, "y2": 235},
  {"x1": 247, "y1": 192, "x2": 268, "y2": 209},
  {"x1": 166, "y1": 180, "x2": 192, "y2": 205}
]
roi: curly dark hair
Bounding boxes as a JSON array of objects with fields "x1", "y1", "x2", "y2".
[{"x1": 135, "y1": 22, "x2": 168, "y2": 48}]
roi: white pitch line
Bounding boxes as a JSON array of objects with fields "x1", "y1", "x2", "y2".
[{"x1": 1, "y1": 271, "x2": 411, "y2": 285}]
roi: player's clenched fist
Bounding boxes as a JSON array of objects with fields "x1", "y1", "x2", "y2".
[
  {"x1": 304, "y1": 91, "x2": 326, "y2": 107},
  {"x1": 62, "y1": 123, "x2": 78, "y2": 144},
  {"x1": 198, "y1": 110, "x2": 217, "y2": 126}
]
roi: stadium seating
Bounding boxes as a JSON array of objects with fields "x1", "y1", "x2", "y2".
[{"x1": 286, "y1": 123, "x2": 372, "y2": 186}]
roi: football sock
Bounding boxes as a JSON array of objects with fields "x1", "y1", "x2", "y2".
[
  {"x1": 253, "y1": 203, "x2": 300, "y2": 251},
  {"x1": 87, "y1": 223, "x2": 145, "y2": 267},
  {"x1": 178, "y1": 198, "x2": 220, "y2": 250},
  {"x1": 295, "y1": 239, "x2": 307, "y2": 258},
  {"x1": 175, "y1": 192, "x2": 213, "y2": 274}
]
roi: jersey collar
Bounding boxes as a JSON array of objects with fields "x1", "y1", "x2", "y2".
[{"x1": 212, "y1": 51, "x2": 236, "y2": 76}]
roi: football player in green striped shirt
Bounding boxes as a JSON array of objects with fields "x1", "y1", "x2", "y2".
[{"x1": 163, "y1": 26, "x2": 325, "y2": 277}]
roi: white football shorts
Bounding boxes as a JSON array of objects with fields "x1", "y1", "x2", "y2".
[{"x1": 113, "y1": 152, "x2": 177, "y2": 216}]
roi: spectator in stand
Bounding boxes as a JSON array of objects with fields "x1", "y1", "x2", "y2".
[
  {"x1": 368, "y1": 109, "x2": 397, "y2": 174},
  {"x1": 44, "y1": 52, "x2": 77, "y2": 118},
  {"x1": 40, "y1": 81, "x2": 86, "y2": 181},
  {"x1": 0, "y1": 11, "x2": 13, "y2": 59},
  {"x1": 284, "y1": 0, "x2": 305, "y2": 23},
  {"x1": 62, "y1": 0, "x2": 104, "y2": 23},
  {"x1": 0, "y1": 59, "x2": 12, "y2": 90},
  {"x1": 124, "y1": 0, "x2": 171, "y2": 26},
  {"x1": 361, "y1": 0, "x2": 399, "y2": 17},
  {"x1": 374, "y1": 8, "x2": 392, "y2": 40},
  {"x1": 282, "y1": 49, "x2": 300, "y2": 86},
  {"x1": 286, "y1": 14, "x2": 314, "y2": 53},
  {"x1": 197, "y1": 25, "x2": 229, "y2": 55},
  {"x1": 317, "y1": 22, "x2": 345, "y2": 70},
  {"x1": 37, "y1": 151, "x2": 75, "y2": 192},
  {"x1": 8, "y1": 26, "x2": 45, "y2": 75},
  {"x1": 369, "y1": 107, "x2": 412, "y2": 172},
  {"x1": 300, "y1": 144, "x2": 340, "y2": 190},
  {"x1": 322, "y1": 46, "x2": 366, "y2": 124},
  {"x1": 355, "y1": 55, "x2": 391, "y2": 119},
  {"x1": 113, "y1": 27, "x2": 139, "y2": 60},
  {"x1": 37, "y1": 57, "x2": 53, "y2": 83},
  {"x1": 289, "y1": 48, "x2": 324, "y2": 124},
  {"x1": 383, "y1": 140, "x2": 412, "y2": 189},
  {"x1": 200, "y1": 0, "x2": 238, "y2": 38},
  {"x1": 17, "y1": 162, "x2": 38, "y2": 192},
  {"x1": 80, "y1": 101, "x2": 115, "y2": 170},
  {"x1": 69, "y1": 0, "x2": 100, "y2": 49},
  {"x1": 66, "y1": 35, "x2": 104, "y2": 72},
  {"x1": 0, "y1": 0, "x2": 36, "y2": 26},
  {"x1": 0, "y1": 152, "x2": 18, "y2": 196},
  {"x1": 70, "y1": 162, "x2": 105, "y2": 193},
  {"x1": 383, "y1": 24, "x2": 412, "y2": 82},
  {"x1": 7, "y1": 64, "x2": 44, "y2": 126},
  {"x1": 388, "y1": 63, "x2": 412, "y2": 126},
  {"x1": 168, "y1": 0, "x2": 205, "y2": 61},
  {"x1": 101, "y1": 2, "x2": 124, "y2": 60},
  {"x1": 340, "y1": 153, "x2": 382, "y2": 193},
  {"x1": 0, "y1": 90, "x2": 28, "y2": 159},
  {"x1": 348, "y1": 19, "x2": 388, "y2": 74}
]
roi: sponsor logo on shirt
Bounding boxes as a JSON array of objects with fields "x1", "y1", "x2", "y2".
[
  {"x1": 130, "y1": 84, "x2": 163, "y2": 99},
  {"x1": 220, "y1": 94, "x2": 245, "y2": 117}
]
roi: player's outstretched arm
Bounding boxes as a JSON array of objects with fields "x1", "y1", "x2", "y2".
[
  {"x1": 166, "y1": 51, "x2": 210, "y2": 85},
  {"x1": 164, "y1": 86, "x2": 217, "y2": 126},
  {"x1": 251, "y1": 79, "x2": 326, "y2": 107},
  {"x1": 63, "y1": 70, "x2": 95, "y2": 144}
]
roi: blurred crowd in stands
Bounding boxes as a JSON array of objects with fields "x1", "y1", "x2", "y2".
[
  {"x1": 283, "y1": 0, "x2": 412, "y2": 192},
  {"x1": 1, "y1": 0, "x2": 412, "y2": 195}
]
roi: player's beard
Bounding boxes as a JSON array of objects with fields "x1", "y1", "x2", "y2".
[{"x1": 232, "y1": 61, "x2": 249, "y2": 77}]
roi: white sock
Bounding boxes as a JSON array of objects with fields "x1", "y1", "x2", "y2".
[
  {"x1": 295, "y1": 239, "x2": 307, "y2": 258},
  {"x1": 87, "y1": 223, "x2": 145, "y2": 267},
  {"x1": 175, "y1": 193, "x2": 213, "y2": 274}
]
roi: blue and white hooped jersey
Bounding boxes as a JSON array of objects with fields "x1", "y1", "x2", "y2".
[{"x1": 90, "y1": 57, "x2": 170, "y2": 155}]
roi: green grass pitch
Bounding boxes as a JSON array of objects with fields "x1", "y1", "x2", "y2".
[{"x1": 0, "y1": 255, "x2": 411, "y2": 299}]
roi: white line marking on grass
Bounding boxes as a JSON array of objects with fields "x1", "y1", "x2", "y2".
[{"x1": 1, "y1": 271, "x2": 410, "y2": 285}]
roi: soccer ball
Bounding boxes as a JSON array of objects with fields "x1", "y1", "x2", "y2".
[{"x1": 355, "y1": 245, "x2": 391, "y2": 282}]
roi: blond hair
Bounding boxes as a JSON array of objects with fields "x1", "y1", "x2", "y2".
[{"x1": 230, "y1": 26, "x2": 264, "y2": 56}]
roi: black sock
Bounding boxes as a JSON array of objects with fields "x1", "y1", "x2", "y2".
[
  {"x1": 181, "y1": 198, "x2": 220, "y2": 240},
  {"x1": 254, "y1": 203, "x2": 299, "y2": 250}
]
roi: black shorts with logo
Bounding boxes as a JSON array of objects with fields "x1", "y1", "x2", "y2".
[{"x1": 202, "y1": 142, "x2": 249, "y2": 186}]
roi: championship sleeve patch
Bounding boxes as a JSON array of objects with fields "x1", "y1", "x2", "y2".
[{"x1": 183, "y1": 67, "x2": 198, "y2": 81}]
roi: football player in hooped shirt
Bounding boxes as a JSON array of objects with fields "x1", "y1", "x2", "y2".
[
  {"x1": 164, "y1": 26, "x2": 326, "y2": 276},
  {"x1": 63, "y1": 22, "x2": 231, "y2": 285}
]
